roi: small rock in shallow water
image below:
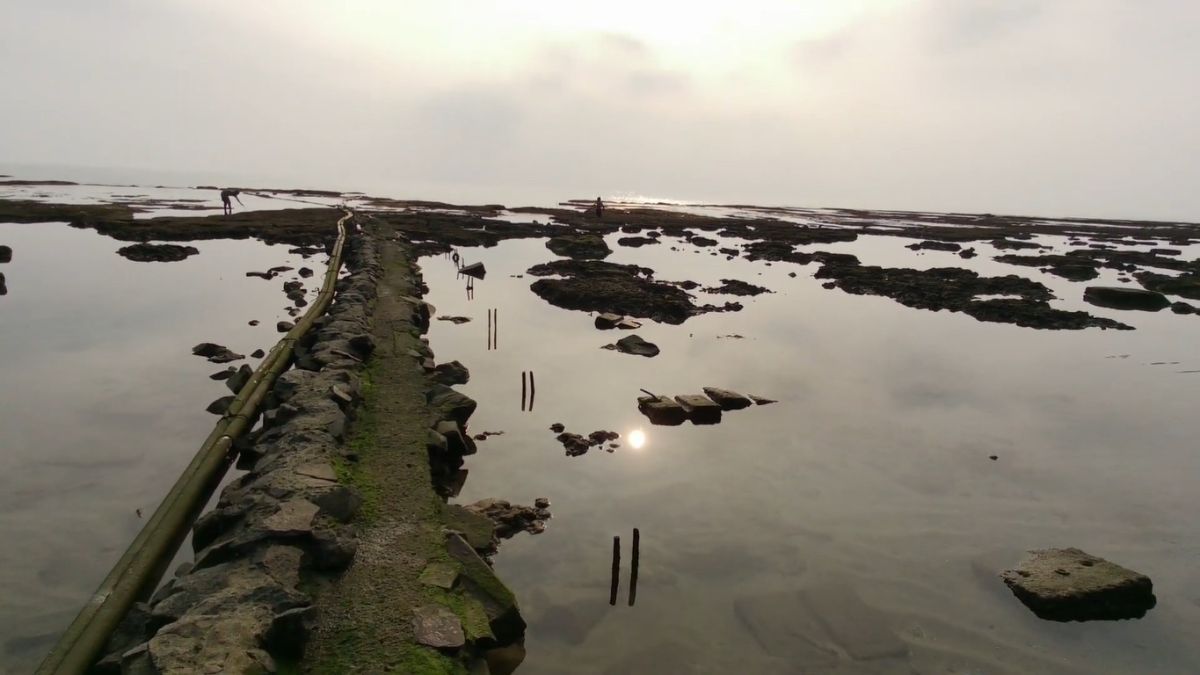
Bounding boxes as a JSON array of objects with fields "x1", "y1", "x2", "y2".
[
  {"x1": 209, "y1": 367, "x2": 236, "y2": 380},
  {"x1": 205, "y1": 396, "x2": 235, "y2": 415},
  {"x1": 534, "y1": 497, "x2": 550, "y2": 509},
  {"x1": 594, "y1": 312, "x2": 623, "y2": 329},
  {"x1": 749, "y1": 395, "x2": 777, "y2": 405},
  {"x1": 674, "y1": 394, "x2": 723, "y2": 424},
  {"x1": 436, "y1": 315, "x2": 472, "y2": 324},
  {"x1": 637, "y1": 395, "x2": 687, "y2": 426},
  {"x1": 248, "y1": 320, "x2": 259, "y2": 326},
  {"x1": 459, "y1": 262, "x2": 487, "y2": 278},
  {"x1": 298, "y1": 267, "x2": 313, "y2": 278},
  {"x1": 0, "y1": 245, "x2": 11, "y2": 263},
  {"x1": 192, "y1": 343, "x2": 244, "y2": 364},
  {"x1": 251, "y1": 349, "x2": 265, "y2": 358},
  {"x1": 1000, "y1": 547, "x2": 1156, "y2": 621},
  {"x1": 277, "y1": 321, "x2": 295, "y2": 332},
  {"x1": 702, "y1": 387, "x2": 753, "y2": 410},
  {"x1": 556, "y1": 433, "x2": 591, "y2": 457},
  {"x1": 549, "y1": 423, "x2": 565, "y2": 433},
  {"x1": 612, "y1": 334, "x2": 660, "y2": 357}
]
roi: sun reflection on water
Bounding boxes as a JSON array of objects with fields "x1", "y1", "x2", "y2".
[{"x1": 629, "y1": 428, "x2": 647, "y2": 450}]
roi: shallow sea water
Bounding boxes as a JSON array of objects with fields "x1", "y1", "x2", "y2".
[
  {"x1": 421, "y1": 232, "x2": 1200, "y2": 674},
  {"x1": 0, "y1": 221, "x2": 326, "y2": 673}
]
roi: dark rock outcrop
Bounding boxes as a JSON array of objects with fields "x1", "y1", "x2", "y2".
[
  {"x1": 192, "y1": 343, "x2": 245, "y2": 364},
  {"x1": 527, "y1": 259, "x2": 705, "y2": 324},
  {"x1": 703, "y1": 279, "x2": 771, "y2": 296},
  {"x1": 546, "y1": 234, "x2": 612, "y2": 260},
  {"x1": 1083, "y1": 286, "x2": 1170, "y2": 312},
  {"x1": 606, "y1": 334, "x2": 660, "y2": 357},
  {"x1": 117, "y1": 243, "x2": 200, "y2": 263}
]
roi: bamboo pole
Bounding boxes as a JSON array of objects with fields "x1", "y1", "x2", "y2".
[{"x1": 37, "y1": 210, "x2": 353, "y2": 675}]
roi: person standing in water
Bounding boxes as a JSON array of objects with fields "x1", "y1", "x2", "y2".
[
  {"x1": 594, "y1": 196, "x2": 604, "y2": 219},
  {"x1": 220, "y1": 188, "x2": 243, "y2": 216}
]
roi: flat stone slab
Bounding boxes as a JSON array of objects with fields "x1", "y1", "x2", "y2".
[
  {"x1": 412, "y1": 604, "x2": 465, "y2": 649},
  {"x1": 1000, "y1": 548, "x2": 1156, "y2": 621},
  {"x1": 702, "y1": 387, "x2": 752, "y2": 410},
  {"x1": 637, "y1": 395, "x2": 687, "y2": 426},
  {"x1": 418, "y1": 562, "x2": 460, "y2": 590},
  {"x1": 293, "y1": 463, "x2": 338, "y2": 483},
  {"x1": 1083, "y1": 286, "x2": 1170, "y2": 311},
  {"x1": 674, "y1": 394, "x2": 723, "y2": 425},
  {"x1": 261, "y1": 500, "x2": 319, "y2": 536}
]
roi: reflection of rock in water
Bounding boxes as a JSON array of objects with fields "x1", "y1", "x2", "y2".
[
  {"x1": 116, "y1": 242, "x2": 199, "y2": 263},
  {"x1": 1083, "y1": 286, "x2": 1170, "y2": 312},
  {"x1": 1001, "y1": 548, "x2": 1156, "y2": 621}
]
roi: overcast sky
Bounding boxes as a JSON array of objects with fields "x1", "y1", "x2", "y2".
[{"x1": 2, "y1": 1, "x2": 1198, "y2": 220}]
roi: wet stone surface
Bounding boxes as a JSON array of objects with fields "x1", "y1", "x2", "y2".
[{"x1": 1001, "y1": 548, "x2": 1157, "y2": 621}]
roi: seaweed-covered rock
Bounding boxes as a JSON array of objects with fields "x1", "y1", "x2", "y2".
[
  {"x1": 117, "y1": 243, "x2": 200, "y2": 263},
  {"x1": 1001, "y1": 548, "x2": 1156, "y2": 621},
  {"x1": 703, "y1": 279, "x2": 771, "y2": 296},
  {"x1": 527, "y1": 259, "x2": 702, "y2": 324},
  {"x1": 546, "y1": 234, "x2": 612, "y2": 260}
]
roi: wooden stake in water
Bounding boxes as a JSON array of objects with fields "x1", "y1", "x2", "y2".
[
  {"x1": 610, "y1": 535, "x2": 621, "y2": 606},
  {"x1": 628, "y1": 528, "x2": 640, "y2": 606},
  {"x1": 529, "y1": 370, "x2": 535, "y2": 411},
  {"x1": 487, "y1": 309, "x2": 492, "y2": 350},
  {"x1": 521, "y1": 370, "x2": 527, "y2": 411}
]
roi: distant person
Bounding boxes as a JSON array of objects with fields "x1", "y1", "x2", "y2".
[
  {"x1": 220, "y1": 188, "x2": 243, "y2": 215},
  {"x1": 594, "y1": 196, "x2": 604, "y2": 219}
]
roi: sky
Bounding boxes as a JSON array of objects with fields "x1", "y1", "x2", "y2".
[{"x1": 1, "y1": 0, "x2": 1198, "y2": 220}]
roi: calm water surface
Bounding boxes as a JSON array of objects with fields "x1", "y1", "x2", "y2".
[
  {"x1": 0, "y1": 221, "x2": 326, "y2": 673},
  {"x1": 423, "y1": 232, "x2": 1200, "y2": 674}
]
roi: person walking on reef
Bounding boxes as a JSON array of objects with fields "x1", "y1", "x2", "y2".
[
  {"x1": 220, "y1": 188, "x2": 243, "y2": 216},
  {"x1": 594, "y1": 196, "x2": 604, "y2": 219}
]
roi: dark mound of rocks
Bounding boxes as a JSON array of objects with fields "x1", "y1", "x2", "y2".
[
  {"x1": 527, "y1": 259, "x2": 703, "y2": 324},
  {"x1": 1001, "y1": 548, "x2": 1156, "y2": 621},
  {"x1": 117, "y1": 243, "x2": 200, "y2": 263},
  {"x1": 906, "y1": 240, "x2": 962, "y2": 252},
  {"x1": 617, "y1": 236, "x2": 659, "y2": 248},
  {"x1": 1136, "y1": 272, "x2": 1200, "y2": 300},
  {"x1": 554, "y1": 429, "x2": 620, "y2": 457},
  {"x1": 1083, "y1": 286, "x2": 1170, "y2": 312},
  {"x1": 465, "y1": 498, "x2": 550, "y2": 539},
  {"x1": 703, "y1": 279, "x2": 771, "y2": 296},
  {"x1": 546, "y1": 234, "x2": 612, "y2": 260},
  {"x1": 994, "y1": 254, "x2": 1101, "y2": 282},
  {"x1": 814, "y1": 259, "x2": 1131, "y2": 330}
]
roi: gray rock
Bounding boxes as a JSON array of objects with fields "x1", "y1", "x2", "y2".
[
  {"x1": 594, "y1": 312, "x2": 623, "y2": 329},
  {"x1": 433, "y1": 360, "x2": 471, "y2": 386},
  {"x1": 192, "y1": 343, "x2": 244, "y2": 364},
  {"x1": 0, "y1": 245, "x2": 10, "y2": 263},
  {"x1": 613, "y1": 334, "x2": 659, "y2": 357},
  {"x1": 250, "y1": 349, "x2": 265, "y2": 359},
  {"x1": 459, "y1": 262, "x2": 487, "y2": 278},
  {"x1": 1083, "y1": 286, "x2": 1170, "y2": 311},
  {"x1": 298, "y1": 267, "x2": 313, "y2": 278},
  {"x1": 210, "y1": 367, "x2": 236, "y2": 381},
  {"x1": 750, "y1": 395, "x2": 777, "y2": 405},
  {"x1": 225, "y1": 364, "x2": 253, "y2": 394},
  {"x1": 637, "y1": 395, "x2": 687, "y2": 426},
  {"x1": 702, "y1": 387, "x2": 752, "y2": 410},
  {"x1": 248, "y1": 320, "x2": 260, "y2": 326},
  {"x1": 206, "y1": 396, "x2": 235, "y2": 415},
  {"x1": 1000, "y1": 548, "x2": 1156, "y2": 621},
  {"x1": 428, "y1": 384, "x2": 477, "y2": 425},
  {"x1": 412, "y1": 605, "x2": 466, "y2": 649},
  {"x1": 674, "y1": 394, "x2": 723, "y2": 424},
  {"x1": 263, "y1": 606, "x2": 317, "y2": 659},
  {"x1": 277, "y1": 321, "x2": 295, "y2": 332}
]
